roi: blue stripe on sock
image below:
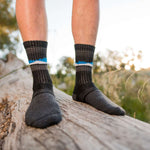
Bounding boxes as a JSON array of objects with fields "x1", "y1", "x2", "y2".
[
  {"x1": 76, "y1": 61, "x2": 93, "y2": 65},
  {"x1": 29, "y1": 58, "x2": 47, "y2": 64}
]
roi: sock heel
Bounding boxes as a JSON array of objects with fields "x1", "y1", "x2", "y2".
[{"x1": 72, "y1": 94, "x2": 78, "y2": 101}]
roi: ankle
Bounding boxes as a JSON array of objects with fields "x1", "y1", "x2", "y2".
[{"x1": 73, "y1": 82, "x2": 96, "y2": 94}]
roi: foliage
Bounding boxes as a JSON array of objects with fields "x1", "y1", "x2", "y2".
[
  {"x1": 0, "y1": 0, "x2": 19, "y2": 57},
  {"x1": 93, "y1": 48, "x2": 143, "y2": 73},
  {"x1": 93, "y1": 70, "x2": 150, "y2": 123},
  {"x1": 56, "y1": 56, "x2": 75, "y2": 77}
]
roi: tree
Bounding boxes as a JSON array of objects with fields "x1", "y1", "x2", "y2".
[
  {"x1": 62, "y1": 56, "x2": 74, "y2": 74},
  {"x1": 0, "y1": 0, "x2": 19, "y2": 57},
  {"x1": 56, "y1": 56, "x2": 75, "y2": 78},
  {"x1": 93, "y1": 49, "x2": 143, "y2": 73},
  {"x1": 93, "y1": 50, "x2": 119, "y2": 73},
  {"x1": 93, "y1": 53, "x2": 102, "y2": 73}
]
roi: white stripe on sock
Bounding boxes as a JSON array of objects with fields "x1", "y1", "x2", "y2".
[
  {"x1": 75, "y1": 63, "x2": 93, "y2": 67},
  {"x1": 29, "y1": 61, "x2": 47, "y2": 65}
]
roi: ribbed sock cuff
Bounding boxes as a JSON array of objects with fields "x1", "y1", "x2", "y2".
[
  {"x1": 24, "y1": 40, "x2": 48, "y2": 65},
  {"x1": 23, "y1": 40, "x2": 47, "y2": 49},
  {"x1": 75, "y1": 44, "x2": 95, "y2": 67}
]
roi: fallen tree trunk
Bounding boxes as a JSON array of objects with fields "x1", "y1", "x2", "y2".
[{"x1": 0, "y1": 53, "x2": 150, "y2": 150}]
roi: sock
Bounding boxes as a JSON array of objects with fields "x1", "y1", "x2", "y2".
[
  {"x1": 73, "y1": 44, "x2": 126, "y2": 115},
  {"x1": 24, "y1": 41, "x2": 62, "y2": 128}
]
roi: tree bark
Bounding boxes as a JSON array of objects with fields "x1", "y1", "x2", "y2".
[{"x1": 0, "y1": 53, "x2": 150, "y2": 150}]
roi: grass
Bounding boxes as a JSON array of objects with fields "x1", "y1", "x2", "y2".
[{"x1": 51, "y1": 69, "x2": 150, "y2": 124}]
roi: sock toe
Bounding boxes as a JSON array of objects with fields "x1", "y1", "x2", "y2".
[
  {"x1": 25, "y1": 90, "x2": 62, "y2": 128},
  {"x1": 27, "y1": 113, "x2": 62, "y2": 128},
  {"x1": 110, "y1": 107, "x2": 126, "y2": 116},
  {"x1": 74, "y1": 87, "x2": 126, "y2": 116}
]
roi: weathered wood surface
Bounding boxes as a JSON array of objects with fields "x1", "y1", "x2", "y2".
[{"x1": 0, "y1": 53, "x2": 150, "y2": 150}]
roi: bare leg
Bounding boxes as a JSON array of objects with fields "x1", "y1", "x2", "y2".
[
  {"x1": 16, "y1": 0, "x2": 47, "y2": 41},
  {"x1": 72, "y1": 0, "x2": 126, "y2": 115},
  {"x1": 16, "y1": 0, "x2": 62, "y2": 128},
  {"x1": 72, "y1": 0, "x2": 99, "y2": 45}
]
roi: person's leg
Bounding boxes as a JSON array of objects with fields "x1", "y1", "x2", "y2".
[
  {"x1": 72, "y1": 0, "x2": 99, "y2": 45},
  {"x1": 72, "y1": 0, "x2": 125, "y2": 115},
  {"x1": 16, "y1": 0, "x2": 47, "y2": 41},
  {"x1": 16, "y1": 0, "x2": 62, "y2": 128}
]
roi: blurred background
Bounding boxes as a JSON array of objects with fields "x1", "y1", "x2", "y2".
[{"x1": 0, "y1": 0, "x2": 150, "y2": 123}]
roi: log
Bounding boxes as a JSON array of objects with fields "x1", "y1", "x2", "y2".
[{"x1": 0, "y1": 53, "x2": 150, "y2": 150}]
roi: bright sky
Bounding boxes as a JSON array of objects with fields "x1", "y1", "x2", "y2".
[{"x1": 17, "y1": 0, "x2": 150, "y2": 73}]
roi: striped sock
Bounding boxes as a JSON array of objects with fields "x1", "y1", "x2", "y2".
[
  {"x1": 73, "y1": 44, "x2": 95, "y2": 99},
  {"x1": 24, "y1": 41, "x2": 53, "y2": 93},
  {"x1": 23, "y1": 41, "x2": 62, "y2": 128},
  {"x1": 73, "y1": 44, "x2": 126, "y2": 116}
]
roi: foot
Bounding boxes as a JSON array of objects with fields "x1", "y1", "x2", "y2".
[
  {"x1": 25, "y1": 89, "x2": 62, "y2": 128},
  {"x1": 72, "y1": 82, "x2": 125, "y2": 115}
]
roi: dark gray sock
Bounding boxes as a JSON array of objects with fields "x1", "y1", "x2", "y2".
[
  {"x1": 24, "y1": 41, "x2": 62, "y2": 128},
  {"x1": 73, "y1": 44, "x2": 126, "y2": 115}
]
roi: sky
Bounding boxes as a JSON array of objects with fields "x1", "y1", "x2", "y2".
[{"x1": 17, "y1": 0, "x2": 150, "y2": 73}]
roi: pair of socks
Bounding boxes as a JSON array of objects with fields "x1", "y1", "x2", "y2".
[{"x1": 24, "y1": 41, "x2": 125, "y2": 128}]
